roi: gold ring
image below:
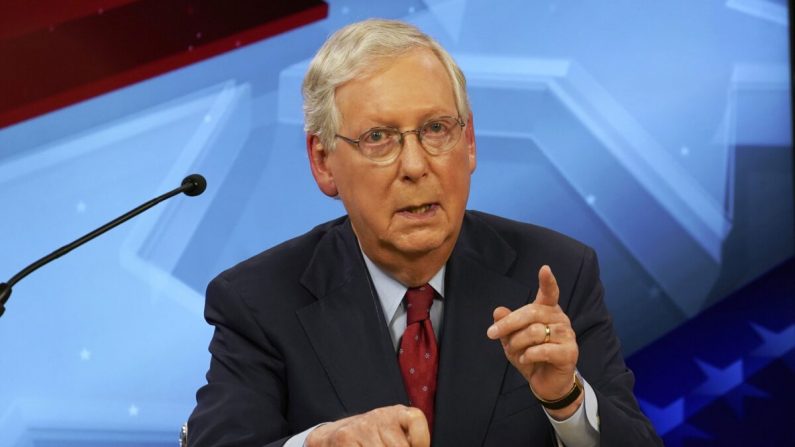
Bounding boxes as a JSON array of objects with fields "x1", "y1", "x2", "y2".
[{"x1": 543, "y1": 324, "x2": 551, "y2": 344}]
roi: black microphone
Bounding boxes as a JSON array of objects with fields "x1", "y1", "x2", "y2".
[{"x1": 0, "y1": 174, "x2": 207, "y2": 318}]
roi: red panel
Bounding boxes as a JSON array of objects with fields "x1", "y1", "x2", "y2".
[
  {"x1": 0, "y1": 0, "x2": 139, "y2": 40},
  {"x1": 0, "y1": 0, "x2": 328, "y2": 129}
]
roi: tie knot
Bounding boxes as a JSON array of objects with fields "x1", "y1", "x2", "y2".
[{"x1": 404, "y1": 284, "x2": 434, "y2": 325}]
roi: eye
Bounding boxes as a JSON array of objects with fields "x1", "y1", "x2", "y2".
[
  {"x1": 362, "y1": 128, "x2": 394, "y2": 144},
  {"x1": 425, "y1": 121, "x2": 449, "y2": 135},
  {"x1": 366, "y1": 130, "x2": 383, "y2": 142}
]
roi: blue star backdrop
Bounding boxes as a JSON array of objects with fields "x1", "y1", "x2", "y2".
[{"x1": 0, "y1": 1, "x2": 792, "y2": 446}]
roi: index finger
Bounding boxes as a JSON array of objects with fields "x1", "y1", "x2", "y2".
[
  {"x1": 400, "y1": 407, "x2": 430, "y2": 447},
  {"x1": 534, "y1": 265, "x2": 559, "y2": 307}
]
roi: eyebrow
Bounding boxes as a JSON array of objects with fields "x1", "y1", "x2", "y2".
[{"x1": 356, "y1": 113, "x2": 458, "y2": 133}]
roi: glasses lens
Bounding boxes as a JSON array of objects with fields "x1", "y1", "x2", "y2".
[
  {"x1": 359, "y1": 128, "x2": 400, "y2": 161},
  {"x1": 421, "y1": 117, "x2": 462, "y2": 153}
]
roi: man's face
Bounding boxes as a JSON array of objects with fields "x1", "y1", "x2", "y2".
[{"x1": 309, "y1": 48, "x2": 476, "y2": 271}]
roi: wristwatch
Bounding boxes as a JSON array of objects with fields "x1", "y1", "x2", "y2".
[{"x1": 532, "y1": 372, "x2": 583, "y2": 410}]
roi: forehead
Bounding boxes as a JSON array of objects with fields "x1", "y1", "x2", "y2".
[{"x1": 335, "y1": 48, "x2": 457, "y2": 128}]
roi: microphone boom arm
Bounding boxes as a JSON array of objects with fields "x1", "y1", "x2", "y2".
[{"x1": 0, "y1": 174, "x2": 206, "y2": 318}]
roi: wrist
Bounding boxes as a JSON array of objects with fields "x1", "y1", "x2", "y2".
[
  {"x1": 531, "y1": 372, "x2": 583, "y2": 416},
  {"x1": 544, "y1": 388, "x2": 584, "y2": 420},
  {"x1": 305, "y1": 423, "x2": 332, "y2": 447}
]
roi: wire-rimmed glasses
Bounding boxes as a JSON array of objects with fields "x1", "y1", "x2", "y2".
[{"x1": 335, "y1": 116, "x2": 466, "y2": 164}]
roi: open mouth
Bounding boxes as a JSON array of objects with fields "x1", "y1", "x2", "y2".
[{"x1": 398, "y1": 203, "x2": 439, "y2": 215}]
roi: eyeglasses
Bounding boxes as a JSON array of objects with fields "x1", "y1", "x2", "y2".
[{"x1": 334, "y1": 116, "x2": 466, "y2": 164}]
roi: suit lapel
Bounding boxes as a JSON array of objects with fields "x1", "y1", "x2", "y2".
[
  {"x1": 434, "y1": 214, "x2": 534, "y2": 445},
  {"x1": 295, "y1": 214, "x2": 535, "y2": 440},
  {"x1": 297, "y1": 220, "x2": 408, "y2": 416}
]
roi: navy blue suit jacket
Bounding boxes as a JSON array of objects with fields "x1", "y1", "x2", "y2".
[{"x1": 188, "y1": 211, "x2": 661, "y2": 446}]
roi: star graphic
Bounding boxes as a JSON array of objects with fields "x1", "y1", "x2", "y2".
[
  {"x1": 637, "y1": 397, "x2": 684, "y2": 436},
  {"x1": 128, "y1": 404, "x2": 139, "y2": 416},
  {"x1": 750, "y1": 323, "x2": 795, "y2": 358},
  {"x1": 693, "y1": 358, "x2": 744, "y2": 396},
  {"x1": 79, "y1": 348, "x2": 91, "y2": 361},
  {"x1": 663, "y1": 422, "x2": 712, "y2": 446},
  {"x1": 723, "y1": 383, "x2": 768, "y2": 417}
]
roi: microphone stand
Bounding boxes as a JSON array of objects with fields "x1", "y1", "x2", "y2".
[{"x1": 0, "y1": 174, "x2": 207, "y2": 318}]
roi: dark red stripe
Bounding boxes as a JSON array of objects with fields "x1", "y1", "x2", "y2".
[
  {"x1": 0, "y1": 0, "x2": 328, "y2": 129},
  {"x1": 0, "y1": 0, "x2": 140, "y2": 40}
]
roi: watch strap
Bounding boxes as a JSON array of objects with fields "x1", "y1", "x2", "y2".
[{"x1": 532, "y1": 372, "x2": 583, "y2": 410}]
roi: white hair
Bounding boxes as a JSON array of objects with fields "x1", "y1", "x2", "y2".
[{"x1": 302, "y1": 19, "x2": 470, "y2": 151}]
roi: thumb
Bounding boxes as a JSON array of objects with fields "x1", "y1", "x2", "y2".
[
  {"x1": 534, "y1": 265, "x2": 559, "y2": 307},
  {"x1": 493, "y1": 306, "x2": 511, "y2": 322},
  {"x1": 402, "y1": 407, "x2": 430, "y2": 447}
]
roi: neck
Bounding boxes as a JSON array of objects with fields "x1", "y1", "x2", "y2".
[{"x1": 361, "y1": 242, "x2": 453, "y2": 287}]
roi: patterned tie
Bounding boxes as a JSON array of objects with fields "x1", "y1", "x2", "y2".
[{"x1": 398, "y1": 284, "x2": 439, "y2": 432}]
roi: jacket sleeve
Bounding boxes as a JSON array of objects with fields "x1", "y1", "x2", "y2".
[
  {"x1": 567, "y1": 247, "x2": 664, "y2": 446},
  {"x1": 187, "y1": 274, "x2": 291, "y2": 447}
]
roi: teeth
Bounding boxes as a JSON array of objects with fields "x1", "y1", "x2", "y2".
[{"x1": 408, "y1": 204, "x2": 431, "y2": 213}]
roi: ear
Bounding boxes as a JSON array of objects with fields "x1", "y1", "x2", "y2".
[
  {"x1": 465, "y1": 112, "x2": 476, "y2": 173},
  {"x1": 306, "y1": 134, "x2": 338, "y2": 197}
]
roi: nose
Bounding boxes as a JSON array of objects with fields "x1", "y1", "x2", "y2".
[{"x1": 398, "y1": 130, "x2": 429, "y2": 181}]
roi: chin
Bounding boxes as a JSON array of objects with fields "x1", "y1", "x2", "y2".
[{"x1": 390, "y1": 230, "x2": 451, "y2": 257}]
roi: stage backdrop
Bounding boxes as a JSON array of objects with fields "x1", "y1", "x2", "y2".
[{"x1": 0, "y1": 1, "x2": 792, "y2": 446}]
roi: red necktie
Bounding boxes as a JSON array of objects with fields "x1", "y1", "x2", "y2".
[{"x1": 398, "y1": 284, "x2": 439, "y2": 431}]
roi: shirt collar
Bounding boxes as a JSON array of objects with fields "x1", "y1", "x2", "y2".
[{"x1": 360, "y1": 248, "x2": 445, "y2": 323}]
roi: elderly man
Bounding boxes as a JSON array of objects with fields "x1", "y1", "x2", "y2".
[{"x1": 188, "y1": 19, "x2": 661, "y2": 446}]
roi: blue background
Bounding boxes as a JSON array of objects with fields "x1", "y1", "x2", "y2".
[{"x1": 0, "y1": 1, "x2": 792, "y2": 445}]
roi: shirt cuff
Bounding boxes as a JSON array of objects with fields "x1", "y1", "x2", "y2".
[
  {"x1": 544, "y1": 374, "x2": 600, "y2": 447},
  {"x1": 283, "y1": 423, "x2": 327, "y2": 447}
]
